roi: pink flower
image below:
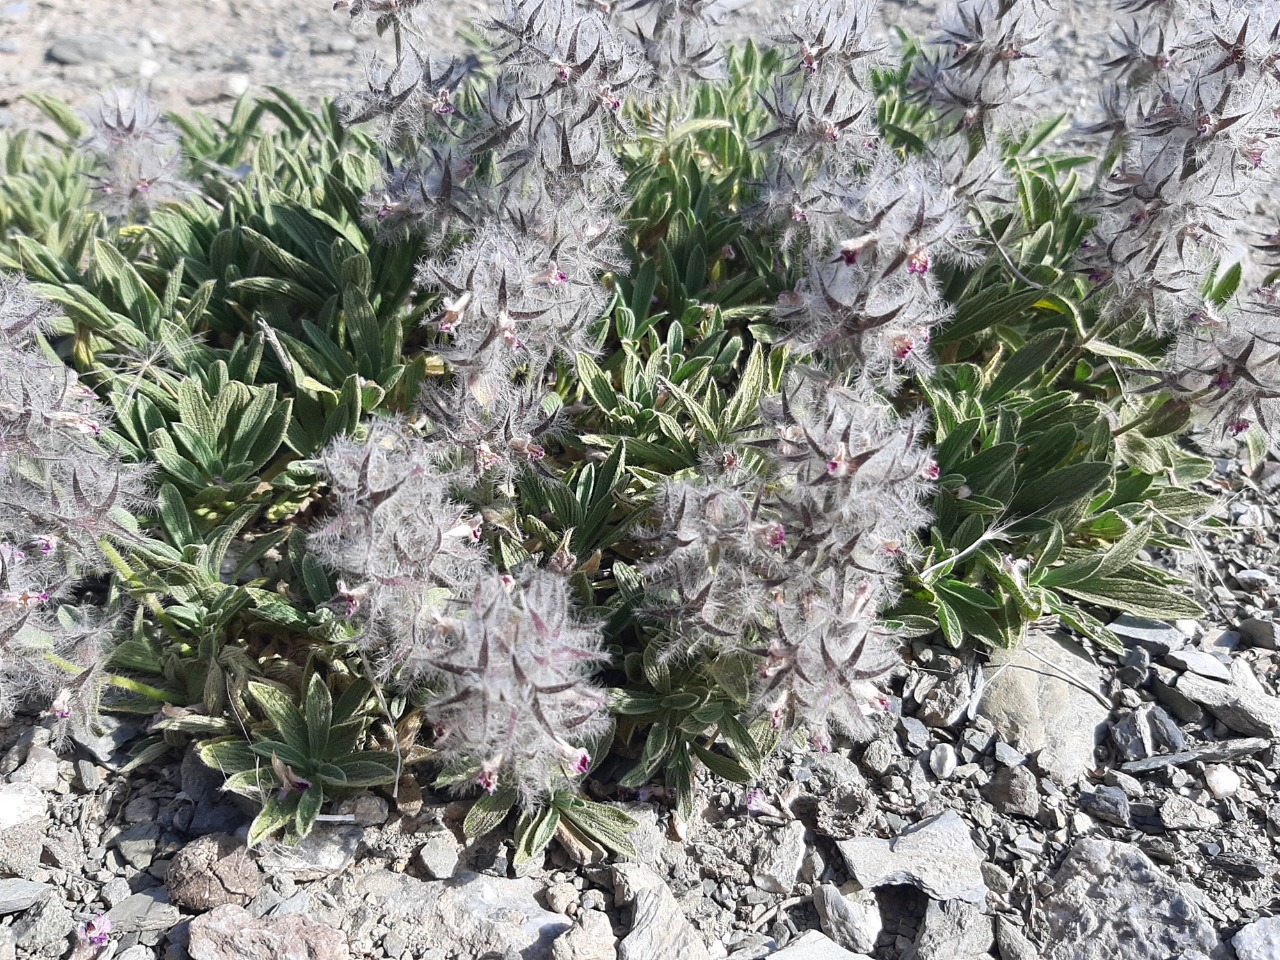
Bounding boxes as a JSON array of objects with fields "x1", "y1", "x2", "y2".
[{"x1": 82, "y1": 914, "x2": 113, "y2": 947}]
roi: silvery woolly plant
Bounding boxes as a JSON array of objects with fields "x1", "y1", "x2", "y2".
[
  {"x1": 320, "y1": 0, "x2": 650, "y2": 805},
  {"x1": 1078, "y1": 0, "x2": 1280, "y2": 439},
  {"x1": 0, "y1": 275, "x2": 151, "y2": 730}
]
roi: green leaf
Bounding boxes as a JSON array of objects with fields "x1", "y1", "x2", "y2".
[
  {"x1": 295, "y1": 784, "x2": 324, "y2": 837},
  {"x1": 724, "y1": 343, "x2": 764, "y2": 430},
  {"x1": 330, "y1": 755, "x2": 400, "y2": 786},
  {"x1": 985, "y1": 331, "x2": 1064, "y2": 402},
  {"x1": 1115, "y1": 432, "x2": 1168, "y2": 474},
  {"x1": 934, "y1": 579, "x2": 1000, "y2": 610},
  {"x1": 513, "y1": 806, "x2": 561, "y2": 865},
  {"x1": 199, "y1": 737, "x2": 257, "y2": 775},
  {"x1": 463, "y1": 787, "x2": 518, "y2": 839},
  {"x1": 692, "y1": 743, "x2": 752, "y2": 782},
  {"x1": 247, "y1": 793, "x2": 298, "y2": 847},
  {"x1": 1011, "y1": 461, "x2": 1111, "y2": 513},
  {"x1": 1059, "y1": 575, "x2": 1204, "y2": 621},
  {"x1": 248, "y1": 681, "x2": 310, "y2": 755},
  {"x1": 304, "y1": 673, "x2": 333, "y2": 759},
  {"x1": 557, "y1": 797, "x2": 637, "y2": 857}
]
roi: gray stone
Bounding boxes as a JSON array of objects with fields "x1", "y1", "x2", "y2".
[
  {"x1": 929, "y1": 744, "x2": 957, "y2": 780},
  {"x1": 1108, "y1": 615, "x2": 1187, "y2": 655},
  {"x1": 860, "y1": 739, "x2": 897, "y2": 777},
  {"x1": 416, "y1": 828, "x2": 462, "y2": 880},
  {"x1": 813, "y1": 883, "x2": 881, "y2": 954},
  {"x1": 904, "y1": 899, "x2": 993, "y2": 960},
  {"x1": 332, "y1": 794, "x2": 388, "y2": 826},
  {"x1": 13, "y1": 892, "x2": 74, "y2": 955},
  {"x1": 0, "y1": 926, "x2": 13, "y2": 960},
  {"x1": 551, "y1": 910, "x2": 616, "y2": 960},
  {"x1": 188, "y1": 904, "x2": 345, "y2": 960},
  {"x1": 1159, "y1": 796, "x2": 1221, "y2": 830},
  {"x1": 1151, "y1": 665, "x2": 1204, "y2": 724},
  {"x1": 1042, "y1": 838, "x2": 1222, "y2": 960},
  {"x1": 108, "y1": 889, "x2": 182, "y2": 933},
  {"x1": 836, "y1": 810, "x2": 987, "y2": 904},
  {"x1": 167, "y1": 833, "x2": 261, "y2": 911},
  {"x1": 110, "y1": 821, "x2": 160, "y2": 870},
  {"x1": 347, "y1": 868, "x2": 571, "y2": 959},
  {"x1": 1238, "y1": 617, "x2": 1279, "y2": 650},
  {"x1": 1119, "y1": 737, "x2": 1270, "y2": 774},
  {"x1": 913, "y1": 658, "x2": 972, "y2": 728},
  {"x1": 983, "y1": 764, "x2": 1040, "y2": 818},
  {"x1": 1234, "y1": 917, "x2": 1280, "y2": 960},
  {"x1": 993, "y1": 741, "x2": 1025, "y2": 767},
  {"x1": 0, "y1": 782, "x2": 45, "y2": 829},
  {"x1": 70, "y1": 713, "x2": 141, "y2": 767},
  {"x1": 1176, "y1": 673, "x2": 1280, "y2": 738},
  {"x1": 613, "y1": 863, "x2": 711, "y2": 960},
  {"x1": 46, "y1": 34, "x2": 133, "y2": 65},
  {"x1": 1077, "y1": 786, "x2": 1130, "y2": 827},
  {"x1": 767, "y1": 930, "x2": 872, "y2": 960},
  {"x1": 976, "y1": 631, "x2": 1108, "y2": 784},
  {"x1": 10, "y1": 745, "x2": 59, "y2": 789},
  {"x1": 754, "y1": 821, "x2": 807, "y2": 895},
  {"x1": 0, "y1": 878, "x2": 52, "y2": 913},
  {"x1": 1203, "y1": 764, "x2": 1241, "y2": 799},
  {"x1": 897, "y1": 716, "x2": 930, "y2": 753},
  {"x1": 0, "y1": 824, "x2": 41, "y2": 885},
  {"x1": 1233, "y1": 569, "x2": 1275, "y2": 592},
  {"x1": 1164, "y1": 650, "x2": 1232, "y2": 682},
  {"x1": 256, "y1": 824, "x2": 362, "y2": 880},
  {"x1": 994, "y1": 917, "x2": 1038, "y2": 960}
]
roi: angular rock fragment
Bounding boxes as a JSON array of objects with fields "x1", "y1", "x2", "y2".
[
  {"x1": 976, "y1": 631, "x2": 1108, "y2": 784},
  {"x1": 836, "y1": 810, "x2": 987, "y2": 904},
  {"x1": 612, "y1": 863, "x2": 711, "y2": 960},
  {"x1": 1042, "y1": 838, "x2": 1223, "y2": 960},
  {"x1": 1175, "y1": 674, "x2": 1280, "y2": 738},
  {"x1": 188, "y1": 904, "x2": 345, "y2": 960}
]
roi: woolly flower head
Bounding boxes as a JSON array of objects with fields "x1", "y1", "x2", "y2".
[
  {"x1": 1, "y1": 275, "x2": 150, "y2": 721},
  {"x1": 1152, "y1": 285, "x2": 1280, "y2": 442},
  {"x1": 426, "y1": 568, "x2": 611, "y2": 806},
  {"x1": 417, "y1": 222, "x2": 610, "y2": 401},
  {"x1": 772, "y1": 0, "x2": 889, "y2": 87},
  {"x1": 640, "y1": 480, "x2": 787, "y2": 660},
  {"x1": 755, "y1": 570, "x2": 899, "y2": 751},
  {"x1": 79, "y1": 89, "x2": 191, "y2": 221},
  {"x1": 763, "y1": 371, "x2": 934, "y2": 581},
  {"x1": 308, "y1": 417, "x2": 486, "y2": 675}
]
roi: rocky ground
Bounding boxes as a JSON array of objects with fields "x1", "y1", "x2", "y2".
[
  {"x1": 2, "y1": 446, "x2": 1280, "y2": 960},
  {"x1": 5, "y1": 2, "x2": 1280, "y2": 959}
]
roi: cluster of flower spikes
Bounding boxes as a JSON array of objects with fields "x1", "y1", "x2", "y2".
[
  {"x1": 642, "y1": 372, "x2": 935, "y2": 751},
  {"x1": 338, "y1": 0, "x2": 646, "y2": 483},
  {"x1": 79, "y1": 88, "x2": 191, "y2": 221},
  {"x1": 1077, "y1": 0, "x2": 1280, "y2": 440},
  {"x1": 759, "y1": 0, "x2": 985, "y2": 392},
  {"x1": 309, "y1": 419, "x2": 611, "y2": 805},
  {"x1": 0, "y1": 275, "x2": 151, "y2": 723},
  {"x1": 322, "y1": 0, "x2": 652, "y2": 801},
  {"x1": 425, "y1": 568, "x2": 611, "y2": 805},
  {"x1": 906, "y1": 0, "x2": 1056, "y2": 144}
]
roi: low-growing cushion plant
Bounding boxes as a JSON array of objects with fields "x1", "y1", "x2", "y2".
[{"x1": 1, "y1": 0, "x2": 1276, "y2": 856}]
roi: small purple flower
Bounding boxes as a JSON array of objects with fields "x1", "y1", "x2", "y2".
[
  {"x1": 1228, "y1": 418, "x2": 1251, "y2": 436},
  {"x1": 570, "y1": 749, "x2": 591, "y2": 775},
  {"x1": 82, "y1": 914, "x2": 113, "y2": 947},
  {"x1": 51, "y1": 689, "x2": 72, "y2": 720},
  {"x1": 906, "y1": 246, "x2": 930, "y2": 275}
]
